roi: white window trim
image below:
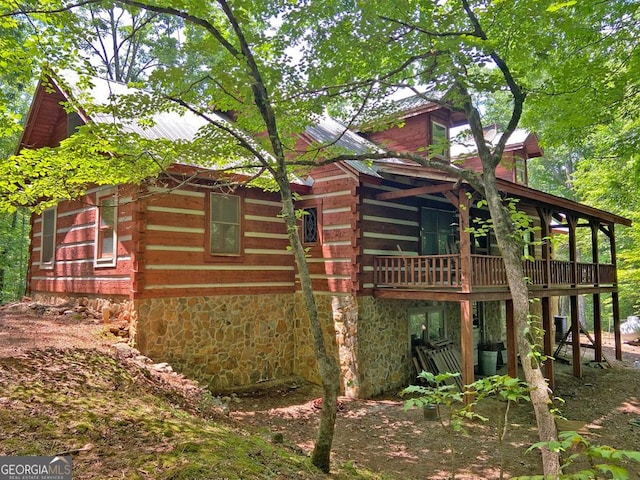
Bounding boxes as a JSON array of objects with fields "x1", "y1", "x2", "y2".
[
  {"x1": 94, "y1": 188, "x2": 118, "y2": 268},
  {"x1": 430, "y1": 119, "x2": 450, "y2": 161},
  {"x1": 40, "y1": 207, "x2": 57, "y2": 270}
]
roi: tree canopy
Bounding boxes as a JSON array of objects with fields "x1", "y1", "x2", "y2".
[{"x1": 1, "y1": 0, "x2": 639, "y2": 475}]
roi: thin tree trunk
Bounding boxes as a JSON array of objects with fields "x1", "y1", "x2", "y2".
[
  {"x1": 483, "y1": 177, "x2": 560, "y2": 477},
  {"x1": 277, "y1": 178, "x2": 341, "y2": 473}
]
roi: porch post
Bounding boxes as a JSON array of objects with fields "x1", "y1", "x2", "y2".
[
  {"x1": 505, "y1": 299, "x2": 518, "y2": 378},
  {"x1": 460, "y1": 299, "x2": 475, "y2": 390},
  {"x1": 541, "y1": 296, "x2": 555, "y2": 390},
  {"x1": 591, "y1": 220, "x2": 603, "y2": 363},
  {"x1": 593, "y1": 294, "x2": 602, "y2": 363},
  {"x1": 458, "y1": 188, "x2": 472, "y2": 293},
  {"x1": 567, "y1": 215, "x2": 578, "y2": 286},
  {"x1": 608, "y1": 224, "x2": 623, "y2": 361},
  {"x1": 612, "y1": 291, "x2": 622, "y2": 361},
  {"x1": 538, "y1": 208, "x2": 553, "y2": 287},
  {"x1": 570, "y1": 295, "x2": 582, "y2": 378}
]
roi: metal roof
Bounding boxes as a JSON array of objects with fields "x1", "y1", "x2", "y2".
[
  {"x1": 53, "y1": 70, "x2": 215, "y2": 141},
  {"x1": 304, "y1": 116, "x2": 381, "y2": 177},
  {"x1": 451, "y1": 128, "x2": 542, "y2": 159}
]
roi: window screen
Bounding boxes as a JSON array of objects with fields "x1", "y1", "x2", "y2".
[
  {"x1": 96, "y1": 192, "x2": 117, "y2": 266},
  {"x1": 430, "y1": 120, "x2": 450, "y2": 160},
  {"x1": 41, "y1": 208, "x2": 56, "y2": 266},
  {"x1": 210, "y1": 193, "x2": 241, "y2": 255}
]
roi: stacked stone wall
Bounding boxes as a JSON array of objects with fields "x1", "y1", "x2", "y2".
[
  {"x1": 291, "y1": 293, "x2": 343, "y2": 391},
  {"x1": 134, "y1": 294, "x2": 296, "y2": 392},
  {"x1": 31, "y1": 293, "x2": 135, "y2": 323}
]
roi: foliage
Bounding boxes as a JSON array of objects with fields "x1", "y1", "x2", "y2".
[
  {"x1": 522, "y1": 431, "x2": 640, "y2": 480},
  {"x1": 74, "y1": 4, "x2": 184, "y2": 83},
  {"x1": 402, "y1": 371, "x2": 483, "y2": 480},
  {"x1": 473, "y1": 375, "x2": 531, "y2": 480},
  {"x1": 1, "y1": 0, "x2": 637, "y2": 474},
  {"x1": 0, "y1": 208, "x2": 29, "y2": 302},
  {"x1": 466, "y1": 197, "x2": 544, "y2": 262},
  {"x1": 403, "y1": 372, "x2": 531, "y2": 480}
]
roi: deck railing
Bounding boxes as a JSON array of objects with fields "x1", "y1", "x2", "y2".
[{"x1": 373, "y1": 254, "x2": 616, "y2": 290}]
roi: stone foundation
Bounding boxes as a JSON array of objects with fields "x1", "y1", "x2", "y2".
[
  {"x1": 32, "y1": 292, "x2": 521, "y2": 398},
  {"x1": 134, "y1": 294, "x2": 296, "y2": 392},
  {"x1": 31, "y1": 293, "x2": 136, "y2": 323}
]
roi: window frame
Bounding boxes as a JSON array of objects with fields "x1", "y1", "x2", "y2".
[
  {"x1": 408, "y1": 305, "x2": 447, "y2": 352},
  {"x1": 297, "y1": 200, "x2": 322, "y2": 247},
  {"x1": 429, "y1": 119, "x2": 450, "y2": 161},
  {"x1": 514, "y1": 155, "x2": 527, "y2": 185},
  {"x1": 420, "y1": 206, "x2": 457, "y2": 255},
  {"x1": 94, "y1": 189, "x2": 118, "y2": 268},
  {"x1": 40, "y1": 207, "x2": 57, "y2": 269},
  {"x1": 67, "y1": 112, "x2": 84, "y2": 136},
  {"x1": 207, "y1": 192, "x2": 242, "y2": 257},
  {"x1": 301, "y1": 206, "x2": 320, "y2": 245}
]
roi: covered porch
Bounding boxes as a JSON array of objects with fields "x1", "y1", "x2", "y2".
[{"x1": 368, "y1": 176, "x2": 629, "y2": 391}]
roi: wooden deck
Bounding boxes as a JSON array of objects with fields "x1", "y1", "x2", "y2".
[{"x1": 373, "y1": 254, "x2": 616, "y2": 291}]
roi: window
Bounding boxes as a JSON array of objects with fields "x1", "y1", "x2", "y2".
[
  {"x1": 67, "y1": 112, "x2": 84, "y2": 136},
  {"x1": 515, "y1": 156, "x2": 527, "y2": 184},
  {"x1": 430, "y1": 119, "x2": 450, "y2": 160},
  {"x1": 95, "y1": 190, "x2": 118, "y2": 267},
  {"x1": 421, "y1": 207, "x2": 457, "y2": 255},
  {"x1": 302, "y1": 207, "x2": 319, "y2": 244},
  {"x1": 40, "y1": 207, "x2": 57, "y2": 268},
  {"x1": 408, "y1": 306, "x2": 447, "y2": 349},
  {"x1": 210, "y1": 193, "x2": 241, "y2": 255}
]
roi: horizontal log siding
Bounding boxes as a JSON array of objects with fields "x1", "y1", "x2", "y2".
[
  {"x1": 29, "y1": 186, "x2": 135, "y2": 297},
  {"x1": 364, "y1": 115, "x2": 429, "y2": 153},
  {"x1": 137, "y1": 187, "x2": 295, "y2": 298},
  {"x1": 359, "y1": 185, "x2": 421, "y2": 293},
  {"x1": 299, "y1": 164, "x2": 360, "y2": 293}
]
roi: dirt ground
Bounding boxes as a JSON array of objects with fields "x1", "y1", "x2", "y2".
[{"x1": 1, "y1": 303, "x2": 639, "y2": 479}]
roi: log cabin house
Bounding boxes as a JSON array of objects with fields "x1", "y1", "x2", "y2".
[{"x1": 20, "y1": 73, "x2": 630, "y2": 397}]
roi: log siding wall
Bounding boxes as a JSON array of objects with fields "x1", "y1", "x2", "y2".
[
  {"x1": 137, "y1": 186, "x2": 296, "y2": 298},
  {"x1": 298, "y1": 164, "x2": 361, "y2": 294},
  {"x1": 29, "y1": 186, "x2": 135, "y2": 298}
]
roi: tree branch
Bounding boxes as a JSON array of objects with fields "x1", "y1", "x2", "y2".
[
  {"x1": 380, "y1": 15, "x2": 475, "y2": 38},
  {"x1": 162, "y1": 94, "x2": 277, "y2": 178}
]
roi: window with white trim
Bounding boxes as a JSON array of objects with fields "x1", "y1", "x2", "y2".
[
  {"x1": 40, "y1": 207, "x2": 57, "y2": 269},
  {"x1": 210, "y1": 193, "x2": 241, "y2": 255},
  {"x1": 430, "y1": 119, "x2": 450, "y2": 161},
  {"x1": 95, "y1": 190, "x2": 118, "y2": 267}
]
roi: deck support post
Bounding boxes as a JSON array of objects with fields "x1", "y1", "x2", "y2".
[
  {"x1": 570, "y1": 295, "x2": 582, "y2": 378},
  {"x1": 541, "y1": 296, "x2": 555, "y2": 390},
  {"x1": 593, "y1": 294, "x2": 603, "y2": 363},
  {"x1": 460, "y1": 299, "x2": 475, "y2": 396},
  {"x1": 606, "y1": 224, "x2": 623, "y2": 361},
  {"x1": 505, "y1": 299, "x2": 518, "y2": 378},
  {"x1": 612, "y1": 291, "x2": 622, "y2": 360},
  {"x1": 590, "y1": 221, "x2": 603, "y2": 363}
]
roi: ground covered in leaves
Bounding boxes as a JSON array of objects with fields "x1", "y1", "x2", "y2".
[{"x1": 1, "y1": 303, "x2": 639, "y2": 479}]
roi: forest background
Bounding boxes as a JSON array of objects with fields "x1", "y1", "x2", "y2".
[{"x1": 2, "y1": 1, "x2": 639, "y2": 331}]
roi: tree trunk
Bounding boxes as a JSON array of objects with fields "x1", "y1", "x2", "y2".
[
  {"x1": 277, "y1": 178, "x2": 341, "y2": 473},
  {"x1": 483, "y1": 174, "x2": 561, "y2": 477}
]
